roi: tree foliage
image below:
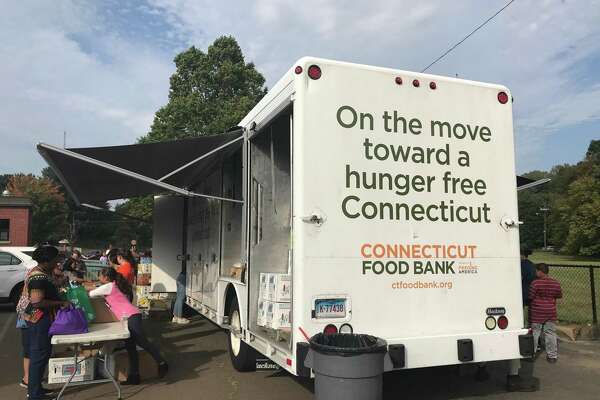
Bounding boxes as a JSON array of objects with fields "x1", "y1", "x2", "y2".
[
  {"x1": 518, "y1": 140, "x2": 600, "y2": 256},
  {"x1": 7, "y1": 174, "x2": 68, "y2": 244},
  {"x1": 140, "y1": 36, "x2": 267, "y2": 143}
]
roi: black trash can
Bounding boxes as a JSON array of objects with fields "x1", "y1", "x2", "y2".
[{"x1": 305, "y1": 333, "x2": 390, "y2": 400}]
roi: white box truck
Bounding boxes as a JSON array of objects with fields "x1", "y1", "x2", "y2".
[
  {"x1": 152, "y1": 57, "x2": 532, "y2": 377},
  {"x1": 37, "y1": 56, "x2": 533, "y2": 381}
]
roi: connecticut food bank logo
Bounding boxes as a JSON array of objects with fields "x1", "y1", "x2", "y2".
[{"x1": 360, "y1": 243, "x2": 477, "y2": 276}]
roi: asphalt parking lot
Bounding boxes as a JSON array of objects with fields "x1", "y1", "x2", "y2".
[{"x1": 1, "y1": 305, "x2": 599, "y2": 400}]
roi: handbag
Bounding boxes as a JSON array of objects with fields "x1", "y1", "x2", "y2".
[
  {"x1": 65, "y1": 283, "x2": 96, "y2": 322},
  {"x1": 49, "y1": 305, "x2": 89, "y2": 336}
]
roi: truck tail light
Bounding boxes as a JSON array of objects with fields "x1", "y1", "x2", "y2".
[
  {"x1": 497, "y1": 316, "x2": 509, "y2": 329},
  {"x1": 323, "y1": 324, "x2": 337, "y2": 335},
  {"x1": 339, "y1": 323, "x2": 353, "y2": 334},
  {"x1": 498, "y1": 91, "x2": 509, "y2": 104},
  {"x1": 485, "y1": 316, "x2": 496, "y2": 330},
  {"x1": 308, "y1": 65, "x2": 322, "y2": 80}
]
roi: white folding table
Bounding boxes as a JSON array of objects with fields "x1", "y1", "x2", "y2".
[{"x1": 50, "y1": 322, "x2": 130, "y2": 400}]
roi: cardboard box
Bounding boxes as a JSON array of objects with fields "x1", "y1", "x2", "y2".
[
  {"x1": 90, "y1": 297, "x2": 118, "y2": 323},
  {"x1": 138, "y1": 263, "x2": 152, "y2": 274},
  {"x1": 267, "y1": 274, "x2": 291, "y2": 302},
  {"x1": 257, "y1": 299, "x2": 267, "y2": 327},
  {"x1": 259, "y1": 273, "x2": 271, "y2": 301},
  {"x1": 48, "y1": 356, "x2": 95, "y2": 384},
  {"x1": 114, "y1": 349, "x2": 158, "y2": 381},
  {"x1": 136, "y1": 273, "x2": 151, "y2": 286},
  {"x1": 266, "y1": 301, "x2": 291, "y2": 330}
]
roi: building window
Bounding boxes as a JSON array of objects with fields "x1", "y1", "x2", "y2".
[{"x1": 0, "y1": 219, "x2": 8, "y2": 241}]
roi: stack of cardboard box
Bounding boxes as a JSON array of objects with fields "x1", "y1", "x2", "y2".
[
  {"x1": 257, "y1": 273, "x2": 291, "y2": 330},
  {"x1": 135, "y1": 263, "x2": 152, "y2": 309}
]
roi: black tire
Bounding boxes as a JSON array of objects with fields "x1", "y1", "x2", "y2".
[
  {"x1": 9, "y1": 282, "x2": 23, "y2": 306},
  {"x1": 228, "y1": 297, "x2": 257, "y2": 372}
]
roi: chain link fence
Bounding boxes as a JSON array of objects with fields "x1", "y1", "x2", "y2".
[{"x1": 548, "y1": 265, "x2": 599, "y2": 324}]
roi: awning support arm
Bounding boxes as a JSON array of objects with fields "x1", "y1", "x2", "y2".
[
  {"x1": 158, "y1": 134, "x2": 244, "y2": 182},
  {"x1": 517, "y1": 178, "x2": 551, "y2": 191}
]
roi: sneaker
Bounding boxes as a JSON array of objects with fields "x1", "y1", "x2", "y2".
[
  {"x1": 158, "y1": 362, "x2": 169, "y2": 379},
  {"x1": 176, "y1": 317, "x2": 190, "y2": 325},
  {"x1": 20, "y1": 379, "x2": 27, "y2": 388},
  {"x1": 547, "y1": 357, "x2": 558, "y2": 363}
]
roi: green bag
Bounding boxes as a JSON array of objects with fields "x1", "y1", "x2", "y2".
[{"x1": 65, "y1": 284, "x2": 96, "y2": 322}]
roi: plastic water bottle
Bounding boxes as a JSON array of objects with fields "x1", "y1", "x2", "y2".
[{"x1": 121, "y1": 312, "x2": 128, "y2": 329}]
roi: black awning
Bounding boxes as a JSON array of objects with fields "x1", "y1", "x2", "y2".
[{"x1": 37, "y1": 130, "x2": 243, "y2": 204}]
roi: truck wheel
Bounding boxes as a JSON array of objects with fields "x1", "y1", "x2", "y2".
[
  {"x1": 228, "y1": 298, "x2": 256, "y2": 372},
  {"x1": 10, "y1": 282, "x2": 23, "y2": 306}
]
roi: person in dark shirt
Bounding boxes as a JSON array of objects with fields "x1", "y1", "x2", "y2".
[
  {"x1": 62, "y1": 249, "x2": 87, "y2": 283},
  {"x1": 25, "y1": 246, "x2": 71, "y2": 400},
  {"x1": 529, "y1": 263, "x2": 562, "y2": 363},
  {"x1": 520, "y1": 248, "x2": 536, "y2": 326}
]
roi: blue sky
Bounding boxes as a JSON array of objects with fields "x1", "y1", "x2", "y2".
[{"x1": 1, "y1": 0, "x2": 599, "y2": 175}]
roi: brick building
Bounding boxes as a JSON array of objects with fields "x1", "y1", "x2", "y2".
[{"x1": 0, "y1": 195, "x2": 32, "y2": 246}]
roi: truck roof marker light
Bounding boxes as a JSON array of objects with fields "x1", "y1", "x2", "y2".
[
  {"x1": 294, "y1": 66, "x2": 303, "y2": 74},
  {"x1": 497, "y1": 316, "x2": 509, "y2": 330},
  {"x1": 485, "y1": 316, "x2": 496, "y2": 330},
  {"x1": 308, "y1": 65, "x2": 322, "y2": 80},
  {"x1": 323, "y1": 324, "x2": 338, "y2": 335},
  {"x1": 498, "y1": 91, "x2": 509, "y2": 104},
  {"x1": 413, "y1": 79, "x2": 420, "y2": 87},
  {"x1": 395, "y1": 76, "x2": 403, "y2": 85},
  {"x1": 429, "y1": 81, "x2": 437, "y2": 90}
]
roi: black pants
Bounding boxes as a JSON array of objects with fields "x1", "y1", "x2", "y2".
[
  {"x1": 125, "y1": 314, "x2": 165, "y2": 376},
  {"x1": 28, "y1": 314, "x2": 52, "y2": 399}
]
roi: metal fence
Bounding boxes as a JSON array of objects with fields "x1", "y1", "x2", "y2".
[
  {"x1": 548, "y1": 264, "x2": 599, "y2": 324},
  {"x1": 82, "y1": 260, "x2": 109, "y2": 282}
]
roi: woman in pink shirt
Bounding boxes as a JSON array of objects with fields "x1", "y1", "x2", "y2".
[{"x1": 90, "y1": 268, "x2": 168, "y2": 384}]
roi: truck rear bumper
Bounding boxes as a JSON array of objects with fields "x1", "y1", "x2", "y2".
[{"x1": 385, "y1": 329, "x2": 529, "y2": 369}]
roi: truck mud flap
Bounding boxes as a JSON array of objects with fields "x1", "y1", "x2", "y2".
[
  {"x1": 519, "y1": 333, "x2": 535, "y2": 357},
  {"x1": 297, "y1": 342, "x2": 311, "y2": 377},
  {"x1": 457, "y1": 339, "x2": 474, "y2": 362},
  {"x1": 387, "y1": 344, "x2": 406, "y2": 369}
]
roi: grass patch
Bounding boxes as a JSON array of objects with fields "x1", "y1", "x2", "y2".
[{"x1": 529, "y1": 250, "x2": 600, "y2": 266}]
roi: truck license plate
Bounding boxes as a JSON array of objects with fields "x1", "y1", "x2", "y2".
[{"x1": 315, "y1": 298, "x2": 346, "y2": 319}]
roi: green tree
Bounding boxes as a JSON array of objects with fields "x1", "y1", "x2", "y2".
[
  {"x1": 111, "y1": 197, "x2": 153, "y2": 250},
  {"x1": 140, "y1": 36, "x2": 267, "y2": 143},
  {"x1": 0, "y1": 174, "x2": 11, "y2": 191},
  {"x1": 7, "y1": 174, "x2": 69, "y2": 244}
]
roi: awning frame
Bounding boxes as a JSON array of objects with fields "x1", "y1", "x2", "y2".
[{"x1": 37, "y1": 142, "x2": 244, "y2": 205}]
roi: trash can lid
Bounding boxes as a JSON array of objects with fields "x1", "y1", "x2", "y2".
[{"x1": 309, "y1": 333, "x2": 387, "y2": 356}]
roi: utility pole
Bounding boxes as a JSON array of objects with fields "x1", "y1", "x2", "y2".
[{"x1": 539, "y1": 206, "x2": 550, "y2": 249}]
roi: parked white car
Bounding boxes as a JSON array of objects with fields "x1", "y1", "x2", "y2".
[{"x1": 0, "y1": 247, "x2": 37, "y2": 305}]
